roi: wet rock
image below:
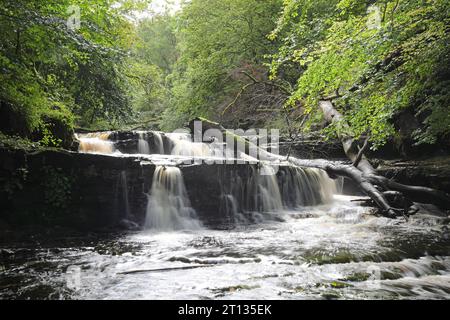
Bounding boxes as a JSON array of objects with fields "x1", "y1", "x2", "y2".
[
  {"x1": 108, "y1": 131, "x2": 172, "y2": 155},
  {"x1": 211, "y1": 284, "x2": 259, "y2": 297},
  {"x1": 340, "y1": 272, "x2": 371, "y2": 282},
  {"x1": 118, "y1": 219, "x2": 140, "y2": 231},
  {"x1": 0, "y1": 249, "x2": 14, "y2": 257},
  {"x1": 0, "y1": 147, "x2": 152, "y2": 231},
  {"x1": 376, "y1": 157, "x2": 450, "y2": 195},
  {"x1": 290, "y1": 212, "x2": 319, "y2": 219},
  {"x1": 321, "y1": 291, "x2": 341, "y2": 300},
  {"x1": 279, "y1": 134, "x2": 346, "y2": 160}
]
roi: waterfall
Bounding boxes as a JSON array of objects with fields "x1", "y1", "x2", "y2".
[
  {"x1": 75, "y1": 129, "x2": 339, "y2": 228},
  {"x1": 219, "y1": 165, "x2": 338, "y2": 222},
  {"x1": 221, "y1": 194, "x2": 237, "y2": 221},
  {"x1": 153, "y1": 132, "x2": 165, "y2": 154},
  {"x1": 145, "y1": 166, "x2": 201, "y2": 231},
  {"x1": 278, "y1": 166, "x2": 336, "y2": 208},
  {"x1": 165, "y1": 132, "x2": 233, "y2": 159},
  {"x1": 137, "y1": 132, "x2": 150, "y2": 154},
  {"x1": 247, "y1": 165, "x2": 283, "y2": 213},
  {"x1": 167, "y1": 133, "x2": 213, "y2": 158},
  {"x1": 77, "y1": 132, "x2": 115, "y2": 154},
  {"x1": 119, "y1": 171, "x2": 131, "y2": 218}
]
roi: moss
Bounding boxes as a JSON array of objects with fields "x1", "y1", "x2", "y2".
[
  {"x1": 212, "y1": 284, "x2": 260, "y2": 296},
  {"x1": 380, "y1": 270, "x2": 403, "y2": 280},
  {"x1": 34, "y1": 111, "x2": 75, "y2": 149},
  {"x1": 340, "y1": 272, "x2": 371, "y2": 282},
  {"x1": 303, "y1": 248, "x2": 358, "y2": 265},
  {"x1": 0, "y1": 132, "x2": 42, "y2": 151},
  {"x1": 321, "y1": 291, "x2": 341, "y2": 300},
  {"x1": 41, "y1": 166, "x2": 74, "y2": 211},
  {"x1": 329, "y1": 281, "x2": 353, "y2": 289}
]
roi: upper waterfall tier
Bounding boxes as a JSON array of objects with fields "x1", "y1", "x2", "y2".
[
  {"x1": 75, "y1": 130, "x2": 264, "y2": 166},
  {"x1": 74, "y1": 130, "x2": 341, "y2": 228},
  {"x1": 76, "y1": 132, "x2": 116, "y2": 154}
]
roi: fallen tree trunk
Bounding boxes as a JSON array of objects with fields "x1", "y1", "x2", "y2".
[
  {"x1": 318, "y1": 100, "x2": 375, "y2": 174},
  {"x1": 190, "y1": 118, "x2": 450, "y2": 216},
  {"x1": 317, "y1": 100, "x2": 450, "y2": 213}
]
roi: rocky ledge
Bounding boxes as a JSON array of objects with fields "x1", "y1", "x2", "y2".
[{"x1": 376, "y1": 157, "x2": 450, "y2": 195}]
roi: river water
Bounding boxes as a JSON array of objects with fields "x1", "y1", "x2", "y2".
[
  {"x1": 1, "y1": 195, "x2": 449, "y2": 300},
  {"x1": 1, "y1": 131, "x2": 448, "y2": 299}
]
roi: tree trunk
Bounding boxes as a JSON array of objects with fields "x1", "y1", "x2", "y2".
[
  {"x1": 318, "y1": 100, "x2": 374, "y2": 174},
  {"x1": 190, "y1": 117, "x2": 450, "y2": 216},
  {"x1": 317, "y1": 100, "x2": 450, "y2": 212}
]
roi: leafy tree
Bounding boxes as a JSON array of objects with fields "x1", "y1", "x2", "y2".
[
  {"x1": 2, "y1": 0, "x2": 448, "y2": 152},
  {"x1": 269, "y1": 0, "x2": 450, "y2": 149},
  {"x1": 161, "y1": 0, "x2": 283, "y2": 130},
  {"x1": 128, "y1": 13, "x2": 177, "y2": 126},
  {"x1": 0, "y1": 0, "x2": 148, "y2": 144}
]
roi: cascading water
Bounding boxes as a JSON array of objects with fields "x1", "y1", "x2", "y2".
[
  {"x1": 3, "y1": 129, "x2": 449, "y2": 300},
  {"x1": 76, "y1": 132, "x2": 115, "y2": 154},
  {"x1": 279, "y1": 167, "x2": 337, "y2": 207},
  {"x1": 249, "y1": 165, "x2": 283, "y2": 213},
  {"x1": 168, "y1": 133, "x2": 213, "y2": 158},
  {"x1": 119, "y1": 171, "x2": 131, "y2": 218},
  {"x1": 218, "y1": 164, "x2": 338, "y2": 222},
  {"x1": 166, "y1": 132, "x2": 236, "y2": 159},
  {"x1": 137, "y1": 132, "x2": 150, "y2": 154},
  {"x1": 153, "y1": 132, "x2": 165, "y2": 154},
  {"x1": 145, "y1": 166, "x2": 202, "y2": 231},
  {"x1": 220, "y1": 194, "x2": 241, "y2": 223},
  {"x1": 75, "y1": 129, "x2": 339, "y2": 225}
]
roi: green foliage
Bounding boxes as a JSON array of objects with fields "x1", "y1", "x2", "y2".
[
  {"x1": 160, "y1": 0, "x2": 283, "y2": 130},
  {"x1": 41, "y1": 166, "x2": 74, "y2": 210},
  {"x1": 1, "y1": 0, "x2": 448, "y2": 150},
  {"x1": 0, "y1": 165, "x2": 28, "y2": 199},
  {"x1": 38, "y1": 123, "x2": 63, "y2": 148},
  {"x1": 128, "y1": 14, "x2": 177, "y2": 125},
  {"x1": 0, "y1": 0, "x2": 149, "y2": 140},
  {"x1": 0, "y1": 132, "x2": 41, "y2": 151},
  {"x1": 269, "y1": 0, "x2": 450, "y2": 148}
]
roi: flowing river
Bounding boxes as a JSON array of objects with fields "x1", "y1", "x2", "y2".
[{"x1": 1, "y1": 131, "x2": 449, "y2": 300}]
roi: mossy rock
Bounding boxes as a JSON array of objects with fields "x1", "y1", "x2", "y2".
[{"x1": 340, "y1": 272, "x2": 371, "y2": 282}]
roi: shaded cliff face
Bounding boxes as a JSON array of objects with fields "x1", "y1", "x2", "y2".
[
  {"x1": 2, "y1": 129, "x2": 448, "y2": 234},
  {"x1": 0, "y1": 147, "x2": 337, "y2": 232},
  {"x1": 0, "y1": 148, "x2": 152, "y2": 232},
  {"x1": 376, "y1": 158, "x2": 450, "y2": 195}
]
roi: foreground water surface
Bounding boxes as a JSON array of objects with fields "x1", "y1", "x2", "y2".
[{"x1": 1, "y1": 196, "x2": 449, "y2": 300}]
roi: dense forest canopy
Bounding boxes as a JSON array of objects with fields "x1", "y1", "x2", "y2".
[{"x1": 0, "y1": 0, "x2": 449, "y2": 151}]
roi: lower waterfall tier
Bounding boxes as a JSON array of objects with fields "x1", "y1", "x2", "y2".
[
  {"x1": 0, "y1": 148, "x2": 343, "y2": 231},
  {"x1": 144, "y1": 164, "x2": 339, "y2": 230}
]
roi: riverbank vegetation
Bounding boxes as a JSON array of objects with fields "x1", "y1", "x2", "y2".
[{"x1": 1, "y1": 0, "x2": 449, "y2": 153}]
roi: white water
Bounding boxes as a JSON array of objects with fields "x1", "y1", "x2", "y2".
[
  {"x1": 216, "y1": 165, "x2": 338, "y2": 220},
  {"x1": 252, "y1": 165, "x2": 283, "y2": 212},
  {"x1": 168, "y1": 132, "x2": 215, "y2": 158},
  {"x1": 75, "y1": 130, "x2": 343, "y2": 230},
  {"x1": 153, "y1": 132, "x2": 165, "y2": 154},
  {"x1": 76, "y1": 132, "x2": 116, "y2": 154},
  {"x1": 137, "y1": 132, "x2": 150, "y2": 154},
  {"x1": 145, "y1": 166, "x2": 202, "y2": 231},
  {"x1": 3, "y1": 195, "x2": 447, "y2": 299},
  {"x1": 119, "y1": 171, "x2": 131, "y2": 218},
  {"x1": 77, "y1": 130, "x2": 262, "y2": 164},
  {"x1": 4, "y1": 128, "x2": 450, "y2": 299},
  {"x1": 166, "y1": 132, "x2": 240, "y2": 160},
  {"x1": 279, "y1": 167, "x2": 338, "y2": 207}
]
